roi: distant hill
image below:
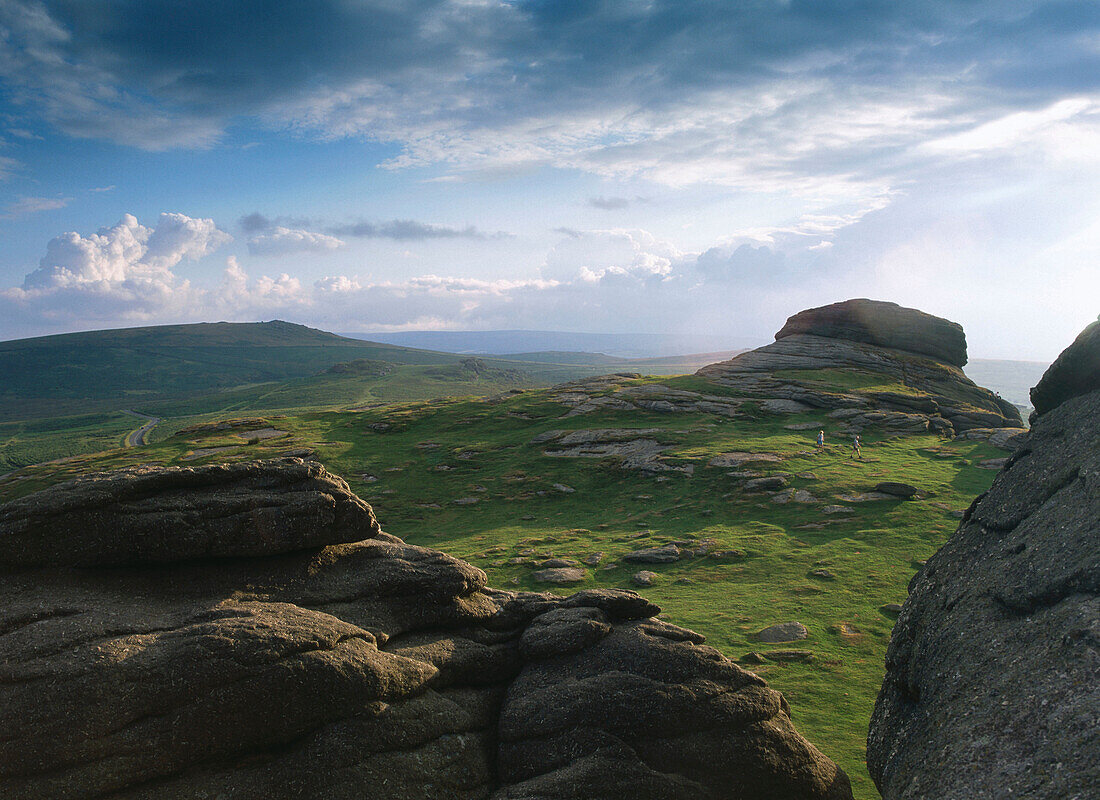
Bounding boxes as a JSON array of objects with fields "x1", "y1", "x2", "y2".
[
  {"x1": 0, "y1": 320, "x2": 487, "y2": 420},
  {"x1": 340, "y1": 329, "x2": 763, "y2": 358}
]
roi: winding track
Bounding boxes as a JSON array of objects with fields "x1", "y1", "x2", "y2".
[{"x1": 121, "y1": 410, "x2": 161, "y2": 447}]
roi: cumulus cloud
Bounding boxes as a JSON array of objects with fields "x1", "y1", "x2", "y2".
[{"x1": 247, "y1": 226, "x2": 344, "y2": 256}]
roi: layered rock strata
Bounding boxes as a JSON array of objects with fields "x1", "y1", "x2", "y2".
[
  {"x1": 867, "y1": 323, "x2": 1100, "y2": 799},
  {"x1": 0, "y1": 458, "x2": 852, "y2": 800},
  {"x1": 698, "y1": 301, "x2": 1021, "y2": 434},
  {"x1": 775, "y1": 299, "x2": 968, "y2": 367}
]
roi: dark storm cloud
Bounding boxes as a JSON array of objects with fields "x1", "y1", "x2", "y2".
[{"x1": 1, "y1": 0, "x2": 1096, "y2": 196}]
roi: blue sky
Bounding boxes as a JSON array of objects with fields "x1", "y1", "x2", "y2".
[{"x1": 0, "y1": 0, "x2": 1097, "y2": 359}]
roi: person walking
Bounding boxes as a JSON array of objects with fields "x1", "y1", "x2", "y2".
[
  {"x1": 851, "y1": 433, "x2": 862, "y2": 460},
  {"x1": 816, "y1": 430, "x2": 825, "y2": 449}
]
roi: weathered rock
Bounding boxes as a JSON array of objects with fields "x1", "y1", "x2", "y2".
[
  {"x1": 756, "y1": 622, "x2": 809, "y2": 643},
  {"x1": 873, "y1": 482, "x2": 919, "y2": 499},
  {"x1": 766, "y1": 649, "x2": 815, "y2": 662},
  {"x1": 744, "y1": 476, "x2": 789, "y2": 492},
  {"x1": 631, "y1": 570, "x2": 659, "y2": 587},
  {"x1": 0, "y1": 458, "x2": 378, "y2": 568},
  {"x1": 1029, "y1": 315, "x2": 1099, "y2": 418},
  {"x1": 868, "y1": 365, "x2": 1100, "y2": 798},
  {"x1": 532, "y1": 567, "x2": 587, "y2": 583},
  {"x1": 623, "y1": 544, "x2": 682, "y2": 563},
  {"x1": 698, "y1": 302, "x2": 1021, "y2": 433},
  {"x1": 775, "y1": 298, "x2": 968, "y2": 367},
  {"x1": 0, "y1": 460, "x2": 853, "y2": 800}
]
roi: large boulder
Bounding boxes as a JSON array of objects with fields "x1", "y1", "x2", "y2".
[
  {"x1": 1029, "y1": 315, "x2": 1099, "y2": 418},
  {"x1": 775, "y1": 299, "x2": 968, "y2": 367},
  {"x1": 867, "y1": 321, "x2": 1100, "y2": 799},
  {"x1": 0, "y1": 459, "x2": 853, "y2": 800}
]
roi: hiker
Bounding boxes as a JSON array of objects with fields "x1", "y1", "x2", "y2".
[
  {"x1": 851, "y1": 434, "x2": 862, "y2": 459},
  {"x1": 816, "y1": 430, "x2": 825, "y2": 449}
]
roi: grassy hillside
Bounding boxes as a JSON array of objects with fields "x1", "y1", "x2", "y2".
[
  {"x1": 0, "y1": 368, "x2": 1010, "y2": 799},
  {"x1": 0, "y1": 319, "x2": 530, "y2": 421}
]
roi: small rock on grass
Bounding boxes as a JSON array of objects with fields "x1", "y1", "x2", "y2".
[
  {"x1": 756, "y1": 622, "x2": 809, "y2": 643},
  {"x1": 874, "y1": 481, "x2": 919, "y2": 499},
  {"x1": 552, "y1": 483, "x2": 576, "y2": 493},
  {"x1": 809, "y1": 569, "x2": 836, "y2": 580},
  {"x1": 632, "y1": 570, "x2": 659, "y2": 587},
  {"x1": 741, "y1": 651, "x2": 767, "y2": 664},
  {"x1": 532, "y1": 567, "x2": 587, "y2": 584},
  {"x1": 583, "y1": 552, "x2": 604, "y2": 566},
  {"x1": 881, "y1": 603, "x2": 904, "y2": 615},
  {"x1": 623, "y1": 544, "x2": 681, "y2": 563}
]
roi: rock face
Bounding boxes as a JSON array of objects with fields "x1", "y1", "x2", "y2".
[
  {"x1": 867, "y1": 323, "x2": 1100, "y2": 799},
  {"x1": 1029, "y1": 315, "x2": 1099, "y2": 418},
  {"x1": 775, "y1": 299, "x2": 968, "y2": 367},
  {"x1": 698, "y1": 301, "x2": 1021, "y2": 434},
  {"x1": 0, "y1": 459, "x2": 853, "y2": 800},
  {"x1": 0, "y1": 458, "x2": 377, "y2": 567}
]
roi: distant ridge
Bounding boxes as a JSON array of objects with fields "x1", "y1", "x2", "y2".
[{"x1": 339, "y1": 329, "x2": 762, "y2": 358}]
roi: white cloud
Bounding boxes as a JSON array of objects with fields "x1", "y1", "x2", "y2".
[
  {"x1": 247, "y1": 226, "x2": 345, "y2": 256},
  {"x1": 2, "y1": 196, "x2": 70, "y2": 217}
]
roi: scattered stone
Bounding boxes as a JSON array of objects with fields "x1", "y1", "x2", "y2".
[
  {"x1": 622, "y1": 544, "x2": 681, "y2": 563},
  {"x1": 784, "y1": 422, "x2": 821, "y2": 430},
  {"x1": 771, "y1": 488, "x2": 820, "y2": 504},
  {"x1": 551, "y1": 483, "x2": 575, "y2": 493},
  {"x1": 797, "y1": 471, "x2": 819, "y2": 480},
  {"x1": 435, "y1": 465, "x2": 453, "y2": 471},
  {"x1": 831, "y1": 622, "x2": 861, "y2": 637},
  {"x1": 809, "y1": 569, "x2": 836, "y2": 580},
  {"x1": 874, "y1": 481, "x2": 919, "y2": 499},
  {"x1": 745, "y1": 476, "x2": 789, "y2": 492},
  {"x1": 726, "y1": 469, "x2": 765, "y2": 479},
  {"x1": 880, "y1": 603, "x2": 904, "y2": 615},
  {"x1": 360, "y1": 474, "x2": 378, "y2": 483},
  {"x1": 822, "y1": 505, "x2": 851, "y2": 514},
  {"x1": 538, "y1": 558, "x2": 580, "y2": 569},
  {"x1": 709, "y1": 452, "x2": 783, "y2": 468},
  {"x1": 741, "y1": 651, "x2": 767, "y2": 665},
  {"x1": 631, "y1": 570, "x2": 659, "y2": 587},
  {"x1": 367, "y1": 422, "x2": 390, "y2": 431},
  {"x1": 532, "y1": 567, "x2": 587, "y2": 583},
  {"x1": 415, "y1": 441, "x2": 440, "y2": 449},
  {"x1": 756, "y1": 622, "x2": 809, "y2": 643},
  {"x1": 520, "y1": 515, "x2": 535, "y2": 521},
  {"x1": 582, "y1": 552, "x2": 604, "y2": 566},
  {"x1": 977, "y1": 457, "x2": 1009, "y2": 470},
  {"x1": 452, "y1": 496, "x2": 480, "y2": 505},
  {"x1": 708, "y1": 549, "x2": 745, "y2": 560},
  {"x1": 835, "y1": 491, "x2": 893, "y2": 502},
  {"x1": 233, "y1": 427, "x2": 287, "y2": 441}
]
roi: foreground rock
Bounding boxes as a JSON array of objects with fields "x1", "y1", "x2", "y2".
[
  {"x1": 867, "y1": 323, "x2": 1100, "y2": 799},
  {"x1": 1028, "y1": 314, "x2": 1099, "y2": 418},
  {"x1": 0, "y1": 459, "x2": 852, "y2": 800}
]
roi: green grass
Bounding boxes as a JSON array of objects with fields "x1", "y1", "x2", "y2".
[{"x1": 0, "y1": 411, "x2": 139, "y2": 471}]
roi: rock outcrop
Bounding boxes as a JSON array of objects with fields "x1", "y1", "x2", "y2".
[
  {"x1": 867, "y1": 322, "x2": 1100, "y2": 799},
  {"x1": 775, "y1": 299, "x2": 968, "y2": 367},
  {"x1": 0, "y1": 458, "x2": 853, "y2": 800},
  {"x1": 1029, "y1": 314, "x2": 1099, "y2": 418},
  {"x1": 698, "y1": 300, "x2": 1021, "y2": 434}
]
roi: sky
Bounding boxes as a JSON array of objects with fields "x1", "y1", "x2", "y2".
[{"x1": 0, "y1": 0, "x2": 1097, "y2": 360}]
